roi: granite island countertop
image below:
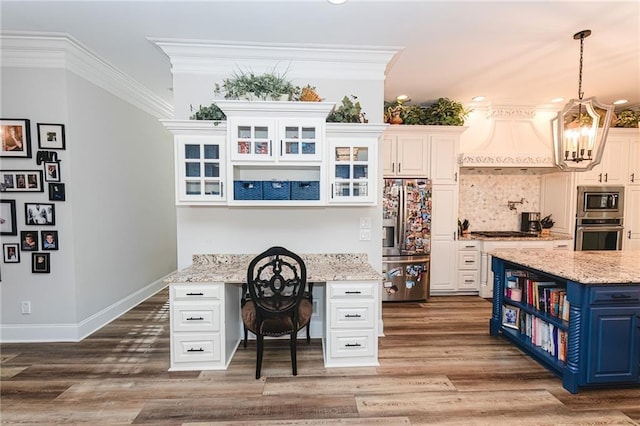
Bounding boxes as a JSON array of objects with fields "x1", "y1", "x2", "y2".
[
  {"x1": 164, "y1": 253, "x2": 383, "y2": 284},
  {"x1": 489, "y1": 249, "x2": 640, "y2": 284},
  {"x1": 460, "y1": 232, "x2": 573, "y2": 241}
]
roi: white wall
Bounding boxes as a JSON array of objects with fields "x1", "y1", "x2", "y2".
[{"x1": 0, "y1": 53, "x2": 176, "y2": 341}]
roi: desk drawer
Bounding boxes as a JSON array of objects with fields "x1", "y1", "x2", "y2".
[
  {"x1": 172, "y1": 333, "x2": 221, "y2": 364},
  {"x1": 172, "y1": 284, "x2": 221, "y2": 301},
  {"x1": 589, "y1": 287, "x2": 640, "y2": 305},
  {"x1": 329, "y1": 282, "x2": 377, "y2": 298},
  {"x1": 172, "y1": 302, "x2": 221, "y2": 332},
  {"x1": 329, "y1": 329, "x2": 376, "y2": 358},
  {"x1": 330, "y1": 300, "x2": 375, "y2": 329}
]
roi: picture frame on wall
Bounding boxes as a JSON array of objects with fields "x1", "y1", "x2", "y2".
[
  {"x1": 43, "y1": 161, "x2": 61, "y2": 182},
  {"x1": 40, "y1": 230, "x2": 58, "y2": 250},
  {"x1": 0, "y1": 170, "x2": 43, "y2": 193},
  {"x1": 32, "y1": 252, "x2": 50, "y2": 273},
  {"x1": 1, "y1": 119, "x2": 32, "y2": 158},
  {"x1": 24, "y1": 202, "x2": 55, "y2": 226},
  {"x1": 37, "y1": 123, "x2": 65, "y2": 150},
  {"x1": 20, "y1": 231, "x2": 38, "y2": 251},
  {"x1": 48, "y1": 183, "x2": 66, "y2": 201},
  {"x1": 3, "y1": 243, "x2": 20, "y2": 263},
  {"x1": 0, "y1": 199, "x2": 17, "y2": 236}
]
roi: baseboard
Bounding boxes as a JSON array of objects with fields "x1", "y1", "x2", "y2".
[{"x1": 0, "y1": 272, "x2": 173, "y2": 343}]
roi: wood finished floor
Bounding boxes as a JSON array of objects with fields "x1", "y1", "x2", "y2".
[{"x1": 2, "y1": 289, "x2": 639, "y2": 425}]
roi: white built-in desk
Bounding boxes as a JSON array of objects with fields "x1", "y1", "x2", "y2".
[{"x1": 163, "y1": 253, "x2": 383, "y2": 371}]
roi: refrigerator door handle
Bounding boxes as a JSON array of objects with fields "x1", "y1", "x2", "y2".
[{"x1": 399, "y1": 185, "x2": 407, "y2": 249}]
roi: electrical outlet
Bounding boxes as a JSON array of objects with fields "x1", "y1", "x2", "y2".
[
  {"x1": 359, "y1": 216, "x2": 371, "y2": 229},
  {"x1": 21, "y1": 301, "x2": 31, "y2": 314},
  {"x1": 359, "y1": 229, "x2": 372, "y2": 241}
]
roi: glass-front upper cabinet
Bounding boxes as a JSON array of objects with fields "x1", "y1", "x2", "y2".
[
  {"x1": 229, "y1": 119, "x2": 275, "y2": 161},
  {"x1": 278, "y1": 121, "x2": 323, "y2": 161},
  {"x1": 177, "y1": 135, "x2": 226, "y2": 204},
  {"x1": 328, "y1": 139, "x2": 376, "y2": 204}
]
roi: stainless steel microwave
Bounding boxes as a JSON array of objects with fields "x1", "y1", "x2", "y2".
[{"x1": 577, "y1": 186, "x2": 624, "y2": 219}]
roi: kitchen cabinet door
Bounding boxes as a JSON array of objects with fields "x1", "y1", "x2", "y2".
[
  {"x1": 577, "y1": 137, "x2": 629, "y2": 185},
  {"x1": 382, "y1": 129, "x2": 430, "y2": 177},
  {"x1": 624, "y1": 186, "x2": 640, "y2": 251},
  {"x1": 430, "y1": 185, "x2": 458, "y2": 293},
  {"x1": 430, "y1": 134, "x2": 460, "y2": 185}
]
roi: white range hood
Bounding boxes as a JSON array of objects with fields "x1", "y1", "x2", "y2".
[{"x1": 459, "y1": 105, "x2": 558, "y2": 169}]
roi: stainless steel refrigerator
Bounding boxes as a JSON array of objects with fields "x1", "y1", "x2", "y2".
[{"x1": 382, "y1": 178, "x2": 431, "y2": 302}]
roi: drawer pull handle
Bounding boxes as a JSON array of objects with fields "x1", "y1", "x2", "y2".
[
  {"x1": 465, "y1": 260, "x2": 474, "y2": 263},
  {"x1": 344, "y1": 314, "x2": 362, "y2": 318},
  {"x1": 186, "y1": 292, "x2": 204, "y2": 296},
  {"x1": 345, "y1": 343, "x2": 362, "y2": 347},
  {"x1": 611, "y1": 294, "x2": 632, "y2": 299},
  {"x1": 187, "y1": 348, "x2": 204, "y2": 352},
  {"x1": 465, "y1": 280, "x2": 474, "y2": 283},
  {"x1": 345, "y1": 291, "x2": 362, "y2": 294},
  {"x1": 187, "y1": 317, "x2": 204, "y2": 321}
]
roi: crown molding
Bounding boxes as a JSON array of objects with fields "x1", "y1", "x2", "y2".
[
  {"x1": 0, "y1": 32, "x2": 173, "y2": 119},
  {"x1": 458, "y1": 153, "x2": 555, "y2": 168},
  {"x1": 150, "y1": 38, "x2": 402, "y2": 80}
]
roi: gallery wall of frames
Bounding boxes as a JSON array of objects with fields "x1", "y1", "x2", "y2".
[{"x1": 1, "y1": 118, "x2": 66, "y2": 274}]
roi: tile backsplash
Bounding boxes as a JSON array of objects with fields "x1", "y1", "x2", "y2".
[{"x1": 458, "y1": 169, "x2": 541, "y2": 231}]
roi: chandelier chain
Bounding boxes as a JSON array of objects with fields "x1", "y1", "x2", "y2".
[{"x1": 578, "y1": 34, "x2": 585, "y2": 100}]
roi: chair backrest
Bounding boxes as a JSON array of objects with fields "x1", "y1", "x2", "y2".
[{"x1": 246, "y1": 246, "x2": 307, "y2": 319}]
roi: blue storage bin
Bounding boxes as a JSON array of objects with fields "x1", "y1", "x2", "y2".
[
  {"x1": 234, "y1": 181, "x2": 262, "y2": 200},
  {"x1": 262, "y1": 181, "x2": 291, "y2": 200},
  {"x1": 291, "y1": 181, "x2": 320, "y2": 200}
]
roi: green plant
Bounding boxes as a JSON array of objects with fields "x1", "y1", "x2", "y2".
[
  {"x1": 614, "y1": 109, "x2": 640, "y2": 128},
  {"x1": 422, "y1": 97, "x2": 471, "y2": 126},
  {"x1": 214, "y1": 67, "x2": 298, "y2": 101},
  {"x1": 189, "y1": 103, "x2": 227, "y2": 121},
  {"x1": 326, "y1": 95, "x2": 367, "y2": 123}
]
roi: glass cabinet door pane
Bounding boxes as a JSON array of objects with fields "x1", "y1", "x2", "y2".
[
  {"x1": 285, "y1": 126, "x2": 299, "y2": 139},
  {"x1": 335, "y1": 164, "x2": 350, "y2": 179},
  {"x1": 186, "y1": 181, "x2": 201, "y2": 195},
  {"x1": 285, "y1": 142, "x2": 299, "y2": 154},
  {"x1": 334, "y1": 182, "x2": 350, "y2": 197},
  {"x1": 335, "y1": 147, "x2": 350, "y2": 161},
  {"x1": 203, "y1": 144, "x2": 219, "y2": 159},
  {"x1": 354, "y1": 147, "x2": 368, "y2": 161},
  {"x1": 204, "y1": 182, "x2": 221, "y2": 196},
  {"x1": 204, "y1": 163, "x2": 219, "y2": 178},
  {"x1": 185, "y1": 144, "x2": 200, "y2": 159},
  {"x1": 353, "y1": 182, "x2": 368, "y2": 197},
  {"x1": 353, "y1": 165, "x2": 368, "y2": 179},
  {"x1": 255, "y1": 126, "x2": 269, "y2": 139},
  {"x1": 301, "y1": 127, "x2": 315, "y2": 139},
  {"x1": 238, "y1": 126, "x2": 251, "y2": 138},
  {"x1": 255, "y1": 141, "x2": 269, "y2": 155},
  {"x1": 301, "y1": 142, "x2": 315, "y2": 154},
  {"x1": 238, "y1": 141, "x2": 250, "y2": 154},
  {"x1": 185, "y1": 163, "x2": 201, "y2": 177}
]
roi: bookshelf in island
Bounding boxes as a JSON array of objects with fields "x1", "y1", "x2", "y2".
[{"x1": 489, "y1": 250, "x2": 640, "y2": 394}]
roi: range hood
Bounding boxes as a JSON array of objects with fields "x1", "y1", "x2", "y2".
[{"x1": 459, "y1": 105, "x2": 558, "y2": 169}]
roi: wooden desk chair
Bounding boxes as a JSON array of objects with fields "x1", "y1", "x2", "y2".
[{"x1": 241, "y1": 246, "x2": 313, "y2": 379}]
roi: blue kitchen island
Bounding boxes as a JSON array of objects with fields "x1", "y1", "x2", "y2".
[{"x1": 489, "y1": 249, "x2": 640, "y2": 394}]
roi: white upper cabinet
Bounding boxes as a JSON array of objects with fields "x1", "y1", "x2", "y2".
[
  {"x1": 382, "y1": 127, "x2": 430, "y2": 177},
  {"x1": 430, "y1": 131, "x2": 463, "y2": 185},
  {"x1": 577, "y1": 130, "x2": 632, "y2": 185}
]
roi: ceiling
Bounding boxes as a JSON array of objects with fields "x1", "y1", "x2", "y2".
[{"x1": 1, "y1": 1, "x2": 639, "y2": 113}]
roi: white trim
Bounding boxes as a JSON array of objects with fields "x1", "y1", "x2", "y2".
[
  {"x1": 0, "y1": 273, "x2": 173, "y2": 343},
  {"x1": 151, "y1": 38, "x2": 401, "y2": 81},
  {"x1": 0, "y1": 32, "x2": 173, "y2": 119}
]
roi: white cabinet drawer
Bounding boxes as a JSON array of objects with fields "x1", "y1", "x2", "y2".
[
  {"x1": 330, "y1": 300, "x2": 375, "y2": 329},
  {"x1": 552, "y1": 241, "x2": 572, "y2": 250},
  {"x1": 172, "y1": 284, "x2": 221, "y2": 301},
  {"x1": 457, "y1": 270, "x2": 479, "y2": 291},
  {"x1": 329, "y1": 329, "x2": 376, "y2": 358},
  {"x1": 172, "y1": 302, "x2": 221, "y2": 332},
  {"x1": 172, "y1": 333, "x2": 221, "y2": 364},
  {"x1": 458, "y1": 251, "x2": 480, "y2": 270},
  {"x1": 459, "y1": 241, "x2": 480, "y2": 250},
  {"x1": 329, "y1": 282, "x2": 377, "y2": 298}
]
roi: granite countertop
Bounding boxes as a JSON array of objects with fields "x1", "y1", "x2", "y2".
[
  {"x1": 460, "y1": 232, "x2": 572, "y2": 241},
  {"x1": 164, "y1": 253, "x2": 383, "y2": 284},
  {"x1": 489, "y1": 249, "x2": 640, "y2": 284}
]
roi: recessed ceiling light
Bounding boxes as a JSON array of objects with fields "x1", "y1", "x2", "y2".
[
  {"x1": 551, "y1": 97, "x2": 564, "y2": 103},
  {"x1": 327, "y1": 0, "x2": 347, "y2": 4},
  {"x1": 613, "y1": 99, "x2": 628, "y2": 105},
  {"x1": 471, "y1": 96, "x2": 485, "y2": 102}
]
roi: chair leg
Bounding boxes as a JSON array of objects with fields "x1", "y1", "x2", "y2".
[
  {"x1": 256, "y1": 335, "x2": 264, "y2": 380},
  {"x1": 306, "y1": 322, "x2": 311, "y2": 344},
  {"x1": 243, "y1": 326, "x2": 248, "y2": 348},
  {"x1": 290, "y1": 332, "x2": 298, "y2": 376}
]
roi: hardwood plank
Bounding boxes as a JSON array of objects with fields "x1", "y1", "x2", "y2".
[{"x1": 184, "y1": 418, "x2": 411, "y2": 425}]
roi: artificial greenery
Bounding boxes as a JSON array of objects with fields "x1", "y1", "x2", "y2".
[
  {"x1": 614, "y1": 109, "x2": 640, "y2": 128},
  {"x1": 383, "y1": 97, "x2": 470, "y2": 125},
  {"x1": 326, "y1": 95, "x2": 367, "y2": 123},
  {"x1": 214, "y1": 68, "x2": 298, "y2": 101},
  {"x1": 190, "y1": 103, "x2": 227, "y2": 121}
]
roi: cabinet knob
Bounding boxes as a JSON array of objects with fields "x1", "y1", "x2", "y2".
[
  {"x1": 629, "y1": 230, "x2": 632, "y2": 239},
  {"x1": 598, "y1": 173, "x2": 603, "y2": 182},
  {"x1": 631, "y1": 173, "x2": 635, "y2": 183},
  {"x1": 398, "y1": 163, "x2": 401, "y2": 173},
  {"x1": 604, "y1": 173, "x2": 608, "y2": 182}
]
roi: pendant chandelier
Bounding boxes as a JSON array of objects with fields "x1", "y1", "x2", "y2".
[{"x1": 551, "y1": 29, "x2": 614, "y2": 172}]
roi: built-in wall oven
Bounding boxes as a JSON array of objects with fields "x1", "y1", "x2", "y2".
[{"x1": 575, "y1": 186, "x2": 624, "y2": 251}]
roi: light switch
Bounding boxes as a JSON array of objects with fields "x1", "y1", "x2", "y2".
[
  {"x1": 360, "y1": 216, "x2": 372, "y2": 229},
  {"x1": 360, "y1": 229, "x2": 372, "y2": 241}
]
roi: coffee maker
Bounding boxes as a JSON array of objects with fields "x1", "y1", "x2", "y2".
[{"x1": 521, "y1": 212, "x2": 542, "y2": 233}]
